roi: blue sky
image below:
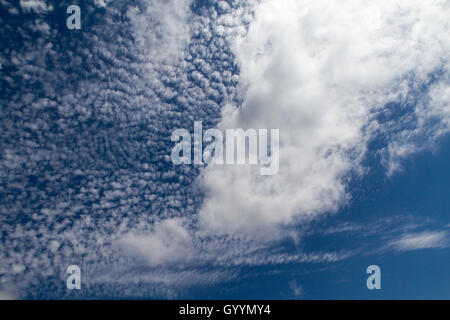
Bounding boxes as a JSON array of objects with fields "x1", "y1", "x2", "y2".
[
  {"x1": 187, "y1": 135, "x2": 450, "y2": 299},
  {"x1": 0, "y1": 0, "x2": 449, "y2": 299}
]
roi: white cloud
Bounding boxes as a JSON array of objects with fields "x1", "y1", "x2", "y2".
[
  {"x1": 387, "y1": 231, "x2": 449, "y2": 251},
  {"x1": 19, "y1": 0, "x2": 53, "y2": 13},
  {"x1": 0, "y1": 284, "x2": 17, "y2": 300},
  {"x1": 94, "y1": 0, "x2": 112, "y2": 7},
  {"x1": 289, "y1": 279, "x2": 304, "y2": 298},
  {"x1": 118, "y1": 218, "x2": 194, "y2": 268},
  {"x1": 126, "y1": 0, "x2": 193, "y2": 65},
  {"x1": 198, "y1": 0, "x2": 450, "y2": 238},
  {"x1": 1, "y1": 0, "x2": 449, "y2": 298}
]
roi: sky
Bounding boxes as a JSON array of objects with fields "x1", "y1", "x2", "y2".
[{"x1": 0, "y1": 0, "x2": 449, "y2": 299}]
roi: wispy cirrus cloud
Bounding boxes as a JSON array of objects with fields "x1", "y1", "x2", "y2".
[{"x1": 386, "y1": 231, "x2": 449, "y2": 252}]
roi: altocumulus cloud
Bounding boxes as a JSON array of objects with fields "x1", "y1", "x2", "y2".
[{"x1": 0, "y1": 0, "x2": 449, "y2": 298}]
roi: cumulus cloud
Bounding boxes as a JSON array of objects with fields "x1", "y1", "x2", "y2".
[
  {"x1": 198, "y1": 0, "x2": 450, "y2": 237},
  {"x1": 119, "y1": 218, "x2": 194, "y2": 268}
]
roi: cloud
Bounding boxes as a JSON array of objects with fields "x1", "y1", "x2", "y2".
[
  {"x1": 118, "y1": 218, "x2": 194, "y2": 268},
  {"x1": 94, "y1": 0, "x2": 112, "y2": 7},
  {"x1": 0, "y1": 291, "x2": 15, "y2": 300},
  {"x1": 0, "y1": 0, "x2": 449, "y2": 298},
  {"x1": 198, "y1": 0, "x2": 450, "y2": 238},
  {"x1": 303, "y1": 214, "x2": 449, "y2": 256},
  {"x1": 289, "y1": 279, "x2": 304, "y2": 298},
  {"x1": 0, "y1": 284, "x2": 17, "y2": 300},
  {"x1": 126, "y1": 0, "x2": 193, "y2": 64},
  {"x1": 387, "y1": 231, "x2": 449, "y2": 251},
  {"x1": 19, "y1": 0, "x2": 53, "y2": 13},
  {"x1": 0, "y1": 0, "x2": 246, "y2": 297}
]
